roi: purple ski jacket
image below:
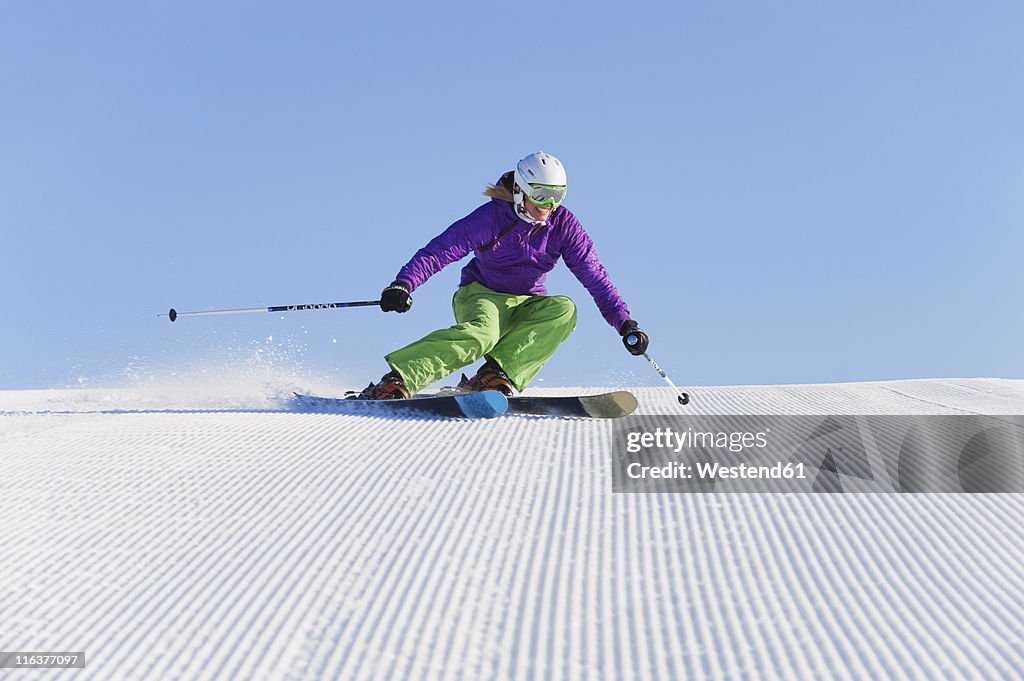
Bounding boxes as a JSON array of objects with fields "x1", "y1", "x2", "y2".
[{"x1": 395, "y1": 193, "x2": 631, "y2": 331}]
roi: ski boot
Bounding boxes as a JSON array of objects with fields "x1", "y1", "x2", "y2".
[
  {"x1": 348, "y1": 370, "x2": 410, "y2": 400},
  {"x1": 458, "y1": 358, "x2": 514, "y2": 397}
]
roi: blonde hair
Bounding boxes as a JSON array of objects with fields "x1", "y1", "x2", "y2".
[{"x1": 482, "y1": 183, "x2": 514, "y2": 203}]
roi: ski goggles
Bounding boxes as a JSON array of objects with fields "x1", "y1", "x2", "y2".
[{"x1": 525, "y1": 183, "x2": 567, "y2": 207}]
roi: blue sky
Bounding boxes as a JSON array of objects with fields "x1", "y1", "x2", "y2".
[{"x1": 2, "y1": 1, "x2": 1022, "y2": 391}]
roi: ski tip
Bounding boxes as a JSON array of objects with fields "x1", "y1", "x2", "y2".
[
  {"x1": 582, "y1": 390, "x2": 638, "y2": 418},
  {"x1": 454, "y1": 390, "x2": 508, "y2": 419}
]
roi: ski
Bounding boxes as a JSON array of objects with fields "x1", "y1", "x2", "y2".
[
  {"x1": 292, "y1": 390, "x2": 508, "y2": 419},
  {"x1": 437, "y1": 386, "x2": 638, "y2": 419},
  {"x1": 506, "y1": 391, "x2": 638, "y2": 418}
]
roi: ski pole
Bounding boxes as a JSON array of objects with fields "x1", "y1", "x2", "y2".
[
  {"x1": 159, "y1": 299, "x2": 381, "y2": 322},
  {"x1": 640, "y1": 351, "x2": 690, "y2": 405},
  {"x1": 625, "y1": 333, "x2": 690, "y2": 405}
]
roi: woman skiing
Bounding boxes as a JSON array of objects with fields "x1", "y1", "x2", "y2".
[{"x1": 354, "y1": 151, "x2": 649, "y2": 399}]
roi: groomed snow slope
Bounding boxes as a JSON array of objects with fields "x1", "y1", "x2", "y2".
[{"x1": 2, "y1": 378, "x2": 1023, "y2": 680}]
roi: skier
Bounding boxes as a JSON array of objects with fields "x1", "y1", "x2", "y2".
[{"x1": 353, "y1": 151, "x2": 649, "y2": 399}]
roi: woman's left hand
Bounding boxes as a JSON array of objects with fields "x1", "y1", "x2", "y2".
[{"x1": 619, "y1": 319, "x2": 649, "y2": 355}]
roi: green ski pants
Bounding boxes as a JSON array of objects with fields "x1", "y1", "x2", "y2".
[{"x1": 385, "y1": 282, "x2": 577, "y2": 395}]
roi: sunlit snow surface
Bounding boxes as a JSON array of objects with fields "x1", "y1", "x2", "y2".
[{"x1": 2, "y1": 377, "x2": 1023, "y2": 680}]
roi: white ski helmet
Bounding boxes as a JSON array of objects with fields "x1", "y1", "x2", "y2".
[{"x1": 513, "y1": 151, "x2": 567, "y2": 224}]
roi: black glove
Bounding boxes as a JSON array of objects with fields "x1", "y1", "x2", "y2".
[
  {"x1": 619, "y1": 319, "x2": 649, "y2": 356},
  {"x1": 380, "y1": 280, "x2": 412, "y2": 313}
]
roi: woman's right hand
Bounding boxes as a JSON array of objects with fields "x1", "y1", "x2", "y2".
[{"x1": 380, "y1": 281, "x2": 413, "y2": 313}]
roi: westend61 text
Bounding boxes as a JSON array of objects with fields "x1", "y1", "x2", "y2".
[
  {"x1": 627, "y1": 461, "x2": 807, "y2": 480},
  {"x1": 625, "y1": 426, "x2": 770, "y2": 454}
]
